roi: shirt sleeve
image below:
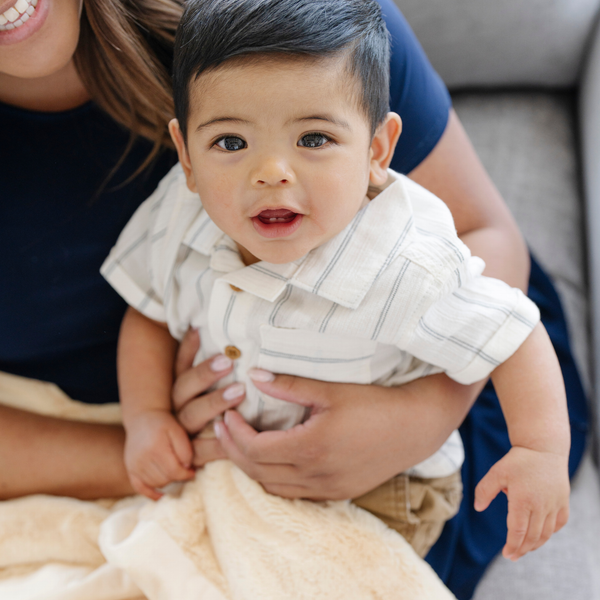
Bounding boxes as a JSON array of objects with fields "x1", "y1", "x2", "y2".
[
  {"x1": 378, "y1": 0, "x2": 452, "y2": 174},
  {"x1": 100, "y1": 170, "x2": 177, "y2": 324},
  {"x1": 400, "y1": 263, "x2": 541, "y2": 385}
]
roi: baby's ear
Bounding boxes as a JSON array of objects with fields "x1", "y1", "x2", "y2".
[
  {"x1": 168, "y1": 119, "x2": 198, "y2": 193},
  {"x1": 369, "y1": 113, "x2": 402, "y2": 186}
]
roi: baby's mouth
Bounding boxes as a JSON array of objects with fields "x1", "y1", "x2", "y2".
[
  {"x1": 251, "y1": 208, "x2": 303, "y2": 239},
  {"x1": 256, "y1": 208, "x2": 298, "y2": 224}
]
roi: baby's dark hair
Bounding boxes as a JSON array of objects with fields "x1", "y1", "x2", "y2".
[{"x1": 173, "y1": 0, "x2": 390, "y2": 141}]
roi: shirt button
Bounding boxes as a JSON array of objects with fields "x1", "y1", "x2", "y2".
[
  {"x1": 229, "y1": 284, "x2": 243, "y2": 292},
  {"x1": 224, "y1": 345, "x2": 242, "y2": 360}
]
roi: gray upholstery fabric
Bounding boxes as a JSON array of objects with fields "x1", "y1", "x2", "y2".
[
  {"x1": 394, "y1": 0, "x2": 600, "y2": 89},
  {"x1": 453, "y1": 92, "x2": 600, "y2": 600},
  {"x1": 580, "y1": 14, "x2": 600, "y2": 461},
  {"x1": 453, "y1": 92, "x2": 591, "y2": 392}
]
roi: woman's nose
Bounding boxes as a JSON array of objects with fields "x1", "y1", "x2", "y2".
[{"x1": 251, "y1": 156, "x2": 295, "y2": 187}]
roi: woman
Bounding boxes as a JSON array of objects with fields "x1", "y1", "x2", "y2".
[{"x1": 0, "y1": 0, "x2": 587, "y2": 598}]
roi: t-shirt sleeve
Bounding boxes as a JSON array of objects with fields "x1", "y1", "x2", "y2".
[
  {"x1": 100, "y1": 171, "x2": 176, "y2": 324},
  {"x1": 378, "y1": 0, "x2": 452, "y2": 174},
  {"x1": 399, "y1": 263, "x2": 541, "y2": 385}
]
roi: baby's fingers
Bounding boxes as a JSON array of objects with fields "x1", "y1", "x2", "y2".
[
  {"x1": 130, "y1": 473, "x2": 163, "y2": 501},
  {"x1": 474, "y1": 464, "x2": 506, "y2": 512},
  {"x1": 169, "y1": 425, "x2": 194, "y2": 471},
  {"x1": 505, "y1": 506, "x2": 551, "y2": 560},
  {"x1": 157, "y1": 446, "x2": 195, "y2": 483},
  {"x1": 503, "y1": 504, "x2": 531, "y2": 560},
  {"x1": 556, "y1": 506, "x2": 569, "y2": 532},
  {"x1": 532, "y1": 512, "x2": 558, "y2": 552}
]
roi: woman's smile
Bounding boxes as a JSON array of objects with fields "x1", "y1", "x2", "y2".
[
  {"x1": 0, "y1": 0, "x2": 47, "y2": 46},
  {"x1": 0, "y1": 0, "x2": 38, "y2": 30}
]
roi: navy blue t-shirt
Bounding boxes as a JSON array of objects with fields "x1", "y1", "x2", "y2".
[{"x1": 0, "y1": 2, "x2": 450, "y2": 404}]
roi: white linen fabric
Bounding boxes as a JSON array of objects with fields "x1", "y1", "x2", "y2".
[{"x1": 101, "y1": 164, "x2": 539, "y2": 478}]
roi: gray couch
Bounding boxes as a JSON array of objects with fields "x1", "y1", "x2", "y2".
[{"x1": 394, "y1": 1, "x2": 600, "y2": 597}]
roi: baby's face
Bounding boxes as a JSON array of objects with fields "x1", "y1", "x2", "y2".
[{"x1": 174, "y1": 57, "x2": 387, "y2": 265}]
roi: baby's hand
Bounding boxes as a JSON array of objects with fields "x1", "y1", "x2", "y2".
[
  {"x1": 124, "y1": 410, "x2": 195, "y2": 500},
  {"x1": 474, "y1": 446, "x2": 570, "y2": 561}
]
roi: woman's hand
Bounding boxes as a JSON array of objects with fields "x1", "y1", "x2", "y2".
[
  {"x1": 209, "y1": 368, "x2": 481, "y2": 500},
  {"x1": 173, "y1": 329, "x2": 246, "y2": 467}
]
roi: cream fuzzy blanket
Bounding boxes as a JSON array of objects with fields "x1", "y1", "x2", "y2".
[{"x1": 0, "y1": 372, "x2": 456, "y2": 600}]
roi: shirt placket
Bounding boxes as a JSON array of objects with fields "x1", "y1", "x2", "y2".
[{"x1": 206, "y1": 278, "x2": 261, "y2": 399}]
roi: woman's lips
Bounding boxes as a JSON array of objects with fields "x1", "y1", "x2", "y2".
[{"x1": 252, "y1": 209, "x2": 303, "y2": 238}]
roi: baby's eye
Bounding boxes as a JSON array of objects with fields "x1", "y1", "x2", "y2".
[
  {"x1": 215, "y1": 136, "x2": 247, "y2": 151},
  {"x1": 298, "y1": 133, "x2": 330, "y2": 148}
]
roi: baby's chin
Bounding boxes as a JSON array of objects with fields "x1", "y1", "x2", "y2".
[{"x1": 243, "y1": 242, "x2": 315, "y2": 266}]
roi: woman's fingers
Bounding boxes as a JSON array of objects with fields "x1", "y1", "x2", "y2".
[
  {"x1": 174, "y1": 328, "x2": 201, "y2": 378},
  {"x1": 191, "y1": 437, "x2": 228, "y2": 467},
  {"x1": 214, "y1": 417, "x2": 301, "y2": 482},
  {"x1": 220, "y1": 408, "x2": 309, "y2": 465},
  {"x1": 172, "y1": 354, "x2": 234, "y2": 411},
  {"x1": 178, "y1": 382, "x2": 246, "y2": 434},
  {"x1": 248, "y1": 369, "x2": 327, "y2": 409}
]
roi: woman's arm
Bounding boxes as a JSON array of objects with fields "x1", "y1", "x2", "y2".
[
  {"x1": 0, "y1": 307, "x2": 184, "y2": 501},
  {"x1": 410, "y1": 109, "x2": 530, "y2": 292},
  {"x1": 0, "y1": 406, "x2": 133, "y2": 500}
]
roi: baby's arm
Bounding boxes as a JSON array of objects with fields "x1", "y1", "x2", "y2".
[
  {"x1": 474, "y1": 322, "x2": 571, "y2": 560},
  {"x1": 118, "y1": 307, "x2": 195, "y2": 499}
]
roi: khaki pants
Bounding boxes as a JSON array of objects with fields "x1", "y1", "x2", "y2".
[{"x1": 352, "y1": 471, "x2": 462, "y2": 557}]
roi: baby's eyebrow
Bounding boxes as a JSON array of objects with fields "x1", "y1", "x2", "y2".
[
  {"x1": 195, "y1": 117, "x2": 250, "y2": 132},
  {"x1": 292, "y1": 115, "x2": 351, "y2": 130}
]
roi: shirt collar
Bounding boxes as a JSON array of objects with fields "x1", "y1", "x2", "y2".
[
  {"x1": 182, "y1": 171, "x2": 415, "y2": 308},
  {"x1": 288, "y1": 172, "x2": 415, "y2": 309}
]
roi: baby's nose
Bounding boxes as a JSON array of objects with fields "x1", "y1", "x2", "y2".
[{"x1": 252, "y1": 157, "x2": 295, "y2": 186}]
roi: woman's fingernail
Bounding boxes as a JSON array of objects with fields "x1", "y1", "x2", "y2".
[
  {"x1": 248, "y1": 368, "x2": 275, "y2": 382},
  {"x1": 214, "y1": 421, "x2": 223, "y2": 439},
  {"x1": 223, "y1": 382, "x2": 245, "y2": 401},
  {"x1": 211, "y1": 354, "x2": 233, "y2": 372}
]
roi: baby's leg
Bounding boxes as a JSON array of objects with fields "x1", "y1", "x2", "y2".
[{"x1": 352, "y1": 471, "x2": 462, "y2": 557}]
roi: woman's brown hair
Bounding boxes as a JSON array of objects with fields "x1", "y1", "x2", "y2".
[{"x1": 74, "y1": 0, "x2": 184, "y2": 176}]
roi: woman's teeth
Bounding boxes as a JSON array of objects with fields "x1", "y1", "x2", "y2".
[{"x1": 0, "y1": 0, "x2": 37, "y2": 30}]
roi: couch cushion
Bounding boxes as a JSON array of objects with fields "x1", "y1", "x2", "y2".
[
  {"x1": 394, "y1": 0, "x2": 600, "y2": 89},
  {"x1": 452, "y1": 91, "x2": 590, "y2": 392},
  {"x1": 452, "y1": 91, "x2": 599, "y2": 600},
  {"x1": 580, "y1": 15, "x2": 600, "y2": 456}
]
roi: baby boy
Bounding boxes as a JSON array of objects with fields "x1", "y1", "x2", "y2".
[{"x1": 102, "y1": 0, "x2": 570, "y2": 560}]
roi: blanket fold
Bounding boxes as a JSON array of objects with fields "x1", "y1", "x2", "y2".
[{"x1": 0, "y1": 371, "x2": 456, "y2": 599}]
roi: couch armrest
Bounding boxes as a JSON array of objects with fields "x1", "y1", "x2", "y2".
[{"x1": 579, "y1": 18, "x2": 600, "y2": 459}]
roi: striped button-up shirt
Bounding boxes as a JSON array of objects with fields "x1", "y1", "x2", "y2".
[{"x1": 101, "y1": 164, "x2": 539, "y2": 478}]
